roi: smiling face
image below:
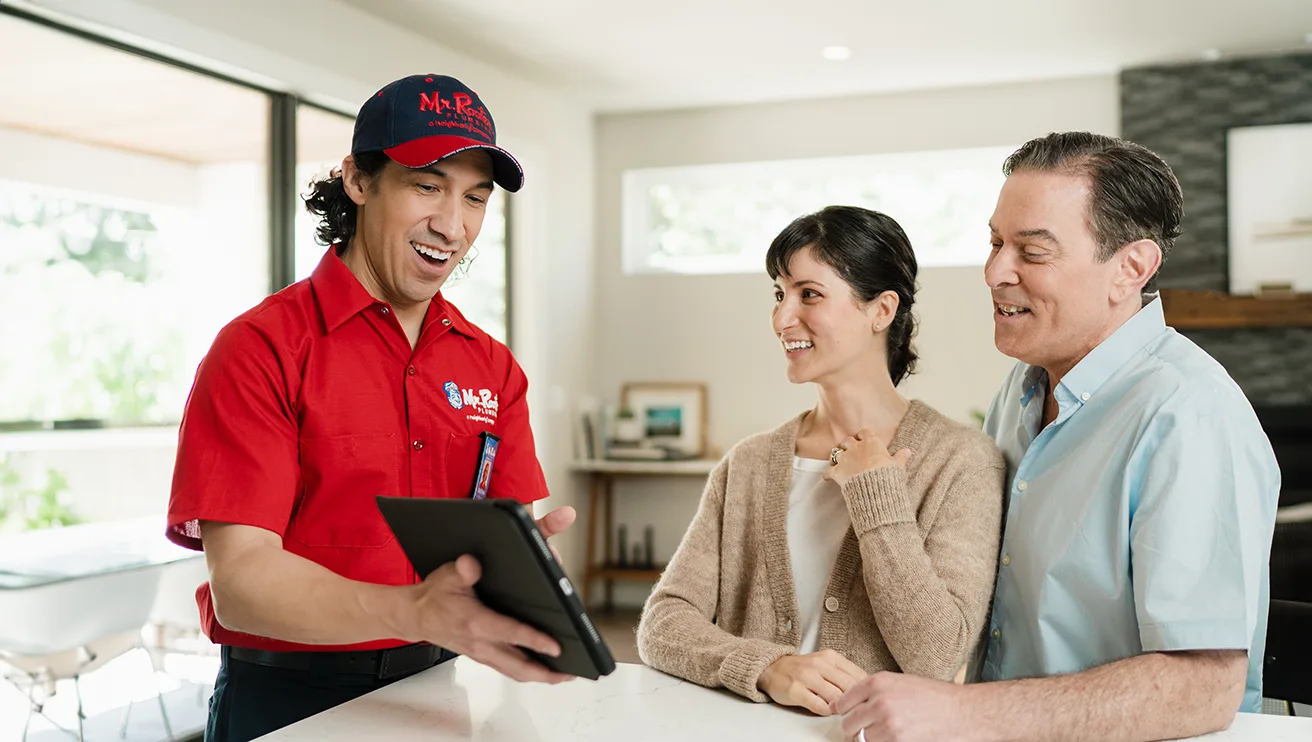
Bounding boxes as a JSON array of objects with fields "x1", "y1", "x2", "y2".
[
  {"x1": 341, "y1": 149, "x2": 494, "y2": 312},
  {"x1": 771, "y1": 246, "x2": 890, "y2": 387},
  {"x1": 985, "y1": 169, "x2": 1132, "y2": 381}
]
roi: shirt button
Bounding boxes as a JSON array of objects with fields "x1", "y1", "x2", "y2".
[
  {"x1": 824, "y1": 596, "x2": 839, "y2": 612},
  {"x1": 407, "y1": 366, "x2": 417, "y2": 376},
  {"x1": 1001, "y1": 553, "x2": 1011, "y2": 566},
  {"x1": 1081, "y1": 392, "x2": 1091, "y2": 401},
  {"x1": 441, "y1": 318, "x2": 452, "y2": 327},
  {"x1": 992, "y1": 628, "x2": 1001, "y2": 640},
  {"x1": 412, "y1": 440, "x2": 424, "y2": 451},
  {"x1": 380, "y1": 306, "x2": 390, "y2": 315},
  {"x1": 1016, "y1": 480, "x2": 1028, "y2": 492},
  {"x1": 785, "y1": 619, "x2": 793, "y2": 631}
]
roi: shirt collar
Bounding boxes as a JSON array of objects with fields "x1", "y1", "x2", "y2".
[
  {"x1": 421, "y1": 291, "x2": 477, "y2": 339},
  {"x1": 310, "y1": 246, "x2": 377, "y2": 333},
  {"x1": 309, "y1": 245, "x2": 478, "y2": 339},
  {"x1": 1056, "y1": 298, "x2": 1167, "y2": 405}
]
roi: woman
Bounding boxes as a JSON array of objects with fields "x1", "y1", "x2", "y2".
[{"x1": 636, "y1": 206, "x2": 1005, "y2": 717}]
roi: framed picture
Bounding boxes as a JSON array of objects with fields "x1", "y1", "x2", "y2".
[
  {"x1": 621, "y1": 382, "x2": 707, "y2": 458},
  {"x1": 1226, "y1": 122, "x2": 1312, "y2": 295}
]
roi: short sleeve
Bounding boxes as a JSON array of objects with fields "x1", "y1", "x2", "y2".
[
  {"x1": 1130, "y1": 391, "x2": 1279, "y2": 652},
  {"x1": 166, "y1": 320, "x2": 301, "y2": 550}
]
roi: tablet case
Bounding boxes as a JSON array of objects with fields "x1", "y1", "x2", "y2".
[{"x1": 376, "y1": 496, "x2": 617, "y2": 680}]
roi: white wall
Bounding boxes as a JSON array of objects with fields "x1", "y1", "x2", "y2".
[
  {"x1": 13, "y1": 0, "x2": 597, "y2": 574},
  {"x1": 594, "y1": 75, "x2": 1119, "y2": 606}
]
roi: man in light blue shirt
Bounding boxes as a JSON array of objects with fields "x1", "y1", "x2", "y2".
[{"x1": 833, "y1": 132, "x2": 1280, "y2": 742}]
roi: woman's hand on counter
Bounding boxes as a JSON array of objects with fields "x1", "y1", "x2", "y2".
[{"x1": 758, "y1": 649, "x2": 868, "y2": 716}]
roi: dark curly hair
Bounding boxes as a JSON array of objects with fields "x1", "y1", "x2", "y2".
[
  {"x1": 302, "y1": 151, "x2": 390, "y2": 246},
  {"x1": 766, "y1": 205, "x2": 920, "y2": 386}
]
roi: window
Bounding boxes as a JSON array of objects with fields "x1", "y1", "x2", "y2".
[
  {"x1": 0, "y1": 9, "x2": 516, "y2": 431},
  {"x1": 294, "y1": 105, "x2": 511, "y2": 344},
  {"x1": 440, "y1": 192, "x2": 509, "y2": 344},
  {"x1": 621, "y1": 145, "x2": 1015, "y2": 275},
  {"x1": 0, "y1": 12, "x2": 270, "y2": 427},
  {"x1": 294, "y1": 104, "x2": 355, "y2": 282}
]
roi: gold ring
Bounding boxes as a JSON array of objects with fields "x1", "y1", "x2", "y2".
[{"x1": 830, "y1": 446, "x2": 843, "y2": 466}]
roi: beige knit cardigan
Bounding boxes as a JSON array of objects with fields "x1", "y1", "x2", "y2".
[{"x1": 636, "y1": 400, "x2": 1006, "y2": 702}]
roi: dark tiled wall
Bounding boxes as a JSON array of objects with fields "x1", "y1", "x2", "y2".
[{"x1": 1121, "y1": 54, "x2": 1312, "y2": 405}]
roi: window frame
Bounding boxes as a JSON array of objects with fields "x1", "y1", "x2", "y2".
[
  {"x1": 621, "y1": 145, "x2": 1017, "y2": 276},
  {"x1": 0, "y1": 5, "x2": 513, "y2": 431}
]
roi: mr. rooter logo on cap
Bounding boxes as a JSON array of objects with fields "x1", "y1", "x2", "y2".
[
  {"x1": 350, "y1": 73, "x2": 525, "y2": 192},
  {"x1": 417, "y1": 89, "x2": 494, "y2": 142}
]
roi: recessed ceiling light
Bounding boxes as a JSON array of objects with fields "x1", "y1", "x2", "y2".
[
  {"x1": 1200, "y1": 48, "x2": 1222, "y2": 61},
  {"x1": 821, "y1": 46, "x2": 852, "y2": 61}
]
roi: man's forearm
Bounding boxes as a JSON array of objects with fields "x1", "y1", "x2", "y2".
[
  {"x1": 207, "y1": 536, "x2": 418, "y2": 646},
  {"x1": 964, "y1": 650, "x2": 1247, "y2": 742}
]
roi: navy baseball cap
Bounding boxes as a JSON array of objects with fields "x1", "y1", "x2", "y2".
[{"x1": 351, "y1": 74, "x2": 524, "y2": 192}]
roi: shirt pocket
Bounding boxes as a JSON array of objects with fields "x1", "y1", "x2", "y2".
[
  {"x1": 289, "y1": 433, "x2": 400, "y2": 548},
  {"x1": 445, "y1": 432, "x2": 485, "y2": 500}
]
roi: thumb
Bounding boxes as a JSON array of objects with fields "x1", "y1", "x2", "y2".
[
  {"x1": 452, "y1": 553, "x2": 482, "y2": 588},
  {"x1": 892, "y1": 448, "x2": 913, "y2": 467}
]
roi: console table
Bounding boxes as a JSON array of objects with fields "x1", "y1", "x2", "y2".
[{"x1": 568, "y1": 458, "x2": 718, "y2": 610}]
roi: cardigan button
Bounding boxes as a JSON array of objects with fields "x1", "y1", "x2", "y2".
[
  {"x1": 824, "y1": 596, "x2": 839, "y2": 612},
  {"x1": 784, "y1": 619, "x2": 793, "y2": 632}
]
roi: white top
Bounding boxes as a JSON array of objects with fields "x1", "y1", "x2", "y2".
[
  {"x1": 787, "y1": 456, "x2": 852, "y2": 654},
  {"x1": 259, "y1": 658, "x2": 1312, "y2": 741}
]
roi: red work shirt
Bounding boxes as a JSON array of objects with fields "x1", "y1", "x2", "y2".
[{"x1": 166, "y1": 247, "x2": 548, "y2": 652}]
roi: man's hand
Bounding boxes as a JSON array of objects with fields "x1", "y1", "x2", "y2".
[
  {"x1": 408, "y1": 554, "x2": 574, "y2": 684},
  {"x1": 758, "y1": 650, "x2": 869, "y2": 716},
  {"x1": 832, "y1": 671, "x2": 969, "y2": 742},
  {"x1": 534, "y1": 505, "x2": 575, "y2": 561}
]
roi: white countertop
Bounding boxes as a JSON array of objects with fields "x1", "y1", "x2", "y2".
[{"x1": 258, "y1": 658, "x2": 1312, "y2": 741}]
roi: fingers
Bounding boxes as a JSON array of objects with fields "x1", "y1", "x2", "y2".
[
  {"x1": 535, "y1": 506, "x2": 577, "y2": 539},
  {"x1": 832, "y1": 674, "x2": 877, "y2": 715},
  {"x1": 468, "y1": 605, "x2": 562, "y2": 658},
  {"x1": 891, "y1": 448, "x2": 913, "y2": 467},
  {"x1": 816, "y1": 650, "x2": 867, "y2": 692},
  {"x1": 832, "y1": 652, "x2": 869, "y2": 682},
  {"x1": 797, "y1": 687, "x2": 833, "y2": 717},
  {"x1": 472, "y1": 641, "x2": 573, "y2": 684},
  {"x1": 839, "y1": 696, "x2": 880, "y2": 738},
  {"x1": 454, "y1": 554, "x2": 482, "y2": 586},
  {"x1": 811, "y1": 676, "x2": 846, "y2": 708}
]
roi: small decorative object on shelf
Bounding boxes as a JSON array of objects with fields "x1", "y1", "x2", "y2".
[
  {"x1": 643, "y1": 525, "x2": 655, "y2": 570},
  {"x1": 617, "y1": 382, "x2": 708, "y2": 460},
  {"x1": 617, "y1": 524, "x2": 628, "y2": 567}
]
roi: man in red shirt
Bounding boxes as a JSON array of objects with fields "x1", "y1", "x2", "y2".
[{"x1": 167, "y1": 73, "x2": 575, "y2": 742}]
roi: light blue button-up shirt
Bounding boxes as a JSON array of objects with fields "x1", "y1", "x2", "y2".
[{"x1": 979, "y1": 299, "x2": 1280, "y2": 713}]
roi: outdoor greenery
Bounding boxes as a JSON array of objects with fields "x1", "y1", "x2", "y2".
[
  {"x1": 0, "y1": 455, "x2": 78, "y2": 532},
  {"x1": 0, "y1": 182, "x2": 187, "y2": 424}
]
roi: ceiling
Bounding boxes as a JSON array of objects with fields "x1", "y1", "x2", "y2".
[
  {"x1": 339, "y1": 0, "x2": 1312, "y2": 112},
  {"x1": 0, "y1": 12, "x2": 354, "y2": 165}
]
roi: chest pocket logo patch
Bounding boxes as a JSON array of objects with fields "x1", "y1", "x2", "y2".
[{"x1": 444, "y1": 380, "x2": 464, "y2": 410}]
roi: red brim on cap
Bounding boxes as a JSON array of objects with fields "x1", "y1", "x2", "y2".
[{"x1": 383, "y1": 135, "x2": 525, "y2": 192}]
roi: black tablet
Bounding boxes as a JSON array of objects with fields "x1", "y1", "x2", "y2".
[{"x1": 375, "y1": 496, "x2": 616, "y2": 680}]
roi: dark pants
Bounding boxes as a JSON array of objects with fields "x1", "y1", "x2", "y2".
[{"x1": 205, "y1": 646, "x2": 454, "y2": 742}]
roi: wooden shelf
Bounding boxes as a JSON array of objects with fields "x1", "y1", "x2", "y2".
[
  {"x1": 588, "y1": 564, "x2": 666, "y2": 581},
  {"x1": 569, "y1": 459, "x2": 718, "y2": 476},
  {"x1": 1160, "y1": 289, "x2": 1312, "y2": 329}
]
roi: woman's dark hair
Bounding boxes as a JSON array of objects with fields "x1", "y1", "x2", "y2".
[
  {"x1": 765, "y1": 205, "x2": 920, "y2": 386},
  {"x1": 303, "y1": 150, "x2": 390, "y2": 246}
]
